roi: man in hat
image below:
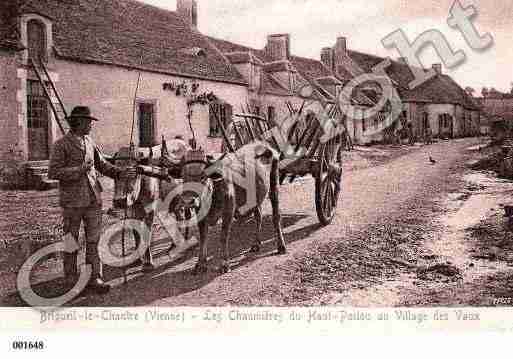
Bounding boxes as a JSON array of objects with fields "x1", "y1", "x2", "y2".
[{"x1": 48, "y1": 106, "x2": 137, "y2": 295}]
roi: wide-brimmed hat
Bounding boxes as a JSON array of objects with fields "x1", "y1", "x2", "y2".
[{"x1": 66, "y1": 106, "x2": 100, "y2": 123}]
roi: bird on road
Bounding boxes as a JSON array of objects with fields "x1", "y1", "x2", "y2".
[{"x1": 429, "y1": 156, "x2": 437, "y2": 164}]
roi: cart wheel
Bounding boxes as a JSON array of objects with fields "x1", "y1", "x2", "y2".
[{"x1": 315, "y1": 135, "x2": 342, "y2": 226}]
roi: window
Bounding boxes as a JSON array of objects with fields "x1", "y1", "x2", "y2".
[
  {"x1": 138, "y1": 102, "x2": 156, "y2": 147},
  {"x1": 27, "y1": 80, "x2": 49, "y2": 160},
  {"x1": 439, "y1": 114, "x2": 452, "y2": 128},
  {"x1": 27, "y1": 19, "x2": 47, "y2": 62},
  {"x1": 267, "y1": 106, "x2": 276, "y2": 123},
  {"x1": 27, "y1": 80, "x2": 49, "y2": 129},
  {"x1": 209, "y1": 103, "x2": 232, "y2": 137},
  {"x1": 362, "y1": 118, "x2": 367, "y2": 133}
]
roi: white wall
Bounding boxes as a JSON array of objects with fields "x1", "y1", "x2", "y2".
[{"x1": 54, "y1": 59, "x2": 248, "y2": 154}]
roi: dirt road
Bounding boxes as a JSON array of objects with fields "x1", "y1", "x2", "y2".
[
  {"x1": 5, "y1": 137, "x2": 507, "y2": 307},
  {"x1": 54, "y1": 137, "x2": 487, "y2": 307}
]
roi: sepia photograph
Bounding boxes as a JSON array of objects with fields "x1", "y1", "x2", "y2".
[{"x1": 0, "y1": 0, "x2": 513, "y2": 353}]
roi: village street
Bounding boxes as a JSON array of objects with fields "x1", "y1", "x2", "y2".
[{"x1": 4, "y1": 136, "x2": 513, "y2": 307}]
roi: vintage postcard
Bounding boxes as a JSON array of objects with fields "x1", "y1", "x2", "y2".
[{"x1": 0, "y1": 0, "x2": 512, "y2": 354}]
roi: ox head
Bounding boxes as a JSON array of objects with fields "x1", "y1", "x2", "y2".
[
  {"x1": 112, "y1": 146, "x2": 142, "y2": 209},
  {"x1": 179, "y1": 148, "x2": 209, "y2": 209}
]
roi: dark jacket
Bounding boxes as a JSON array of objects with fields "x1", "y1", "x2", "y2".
[{"x1": 48, "y1": 132, "x2": 121, "y2": 208}]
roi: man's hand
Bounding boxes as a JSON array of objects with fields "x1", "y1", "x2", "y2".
[{"x1": 81, "y1": 160, "x2": 94, "y2": 173}]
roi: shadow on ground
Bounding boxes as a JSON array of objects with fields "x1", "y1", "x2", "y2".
[{"x1": 2, "y1": 212, "x2": 323, "y2": 307}]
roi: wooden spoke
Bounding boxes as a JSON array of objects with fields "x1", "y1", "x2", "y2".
[
  {"x1": 323, "y1": 179, "x2": 332, "y2": 215},
  {"x1": 315, "y1": 137, "x2": 343, "y2": 226}
]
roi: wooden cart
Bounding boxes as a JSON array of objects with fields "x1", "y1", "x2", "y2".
[
  {"x1": 211, "y1": 102, "x2": 344, "y2": 226},
  {"x1": 101, "y1": 101, "x2": 344, "y2": 282}
]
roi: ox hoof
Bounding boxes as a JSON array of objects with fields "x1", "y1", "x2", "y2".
[
  {"x1": 220, "y1": 263, "x2": 231, "y2": 274},
  {"x1": 250, "y1": 244, "x2": 261, "y2": 253},
  {"x1": 193, "y1": 263, "x2": 208, "y2": 276},
  {"x1": 277, "y1": 246, "x2": 287, "y2": 255}
]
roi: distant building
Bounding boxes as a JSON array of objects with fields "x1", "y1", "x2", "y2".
[
  {"x1": 208, "y1": 35, "x2": 373, "y2": 145},
  {"x1": 335, "y1": 50, "x2": 481, "y2": 142},
  {"x1": 478, "y1": 90, "x2": 513, "y2": 140}
]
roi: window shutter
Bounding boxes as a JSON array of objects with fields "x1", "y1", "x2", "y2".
[
  {"x1": 209, "y1": 103, "x2": 218, "y2": 137},
  {"x1": 139, "y1": 103, "x2": 155, "y2": 147}
]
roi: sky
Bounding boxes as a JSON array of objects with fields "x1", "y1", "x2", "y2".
[{"x1": 143, "y1": 0, "x2": 513, "y2": 94}]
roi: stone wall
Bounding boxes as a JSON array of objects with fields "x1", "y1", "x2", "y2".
[
  {"x1": 0, "y1": 50, "x2": 23, "y2": 162},
  {"x1": 0, "y1": 50, "x2": 27, "y2": 188}
]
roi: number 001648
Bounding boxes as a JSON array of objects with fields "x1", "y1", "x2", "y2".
[{"x1": 11, "y1": 341, "x2": 45, "y2": 350}]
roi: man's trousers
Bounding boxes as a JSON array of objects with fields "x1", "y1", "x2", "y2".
[{"x1": 62, "y1": 205, "x2": 103, "y2": 279}]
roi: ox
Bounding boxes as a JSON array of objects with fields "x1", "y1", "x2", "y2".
[{"x1": 111, "y1": 139, "x2": 286, "y2": 275}]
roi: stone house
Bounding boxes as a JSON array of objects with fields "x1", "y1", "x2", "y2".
[
  {"x1": 0, "y1": 0, "x2": 482, "y2": 188},
  {"x1": 208, "y1": 34, "x2": 374, "y2": 146},
  {"x1": 339, "y1": 49, "x2": 481, "y2": 142},
  {"x1": 0, "y1": 0, "x2": 248, "y2": 187}
]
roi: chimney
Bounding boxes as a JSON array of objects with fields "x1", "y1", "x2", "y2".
[
  {"x1": 177, "y1": 0, "x2": 198, "y2": 29},
  {"x1": 321, "y1": 47, "x2": 334, "y2": 71},
  {"x1": 332, "y1": 37, "x2": 348, "y2": 77},
  {"x1": 265, "y1": 34, "x2": 290, "y2": 61},
  {"x1": 334, "y1": 37, "x2": 347, "y2": 60},
  {"x1": 432, "y1": 63, "x2": 442, "y2": 74},
  {"x1": 397, "y1": 57, "x2": 408, "y2": 64}
]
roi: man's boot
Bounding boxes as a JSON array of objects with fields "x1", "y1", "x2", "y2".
[
  {"x1": 63, "y1": 252, "x2": 78, "y2": 279},
  {"x1": 84, "y1": 241, "x2": 110, "y2": 295},
  {"x1": 133, "y1": 230, "x2": 154, "y2": 273}
]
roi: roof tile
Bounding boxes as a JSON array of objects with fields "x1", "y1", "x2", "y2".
[{"x1": 0, "y1": 0, "x2": 246, "y2": 84}]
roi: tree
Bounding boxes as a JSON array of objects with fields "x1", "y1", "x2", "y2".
[{"x1": 482, "y1": 87, "x2": 489, "y2": 97}]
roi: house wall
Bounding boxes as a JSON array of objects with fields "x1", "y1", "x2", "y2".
[
  {"x1": 353, "y1": 113, "x2": 364, "y2": 145},
  {"x1": 256, "y1": 93, "x2": 348, "y2": 149},
  {"x1": 362, "y1": 121, "x2": 384, "y2": 144},
  {"x1": 345, "y1": 110, "x2": 355, "y2": 143},
  {"x1": 471, "y1": 110, "x2": 480, "y2": 136},
  {"x1": 426, "y1": 103, "x2": 455, "y2": 137},
  {"x1": 350, "y1": 108, "x2": 376, "y2": 145},
  {"x1": 261, "y1": 94, "x2": 321, "y2": 124},
  {"x1": 251, "y1": 64, "x2": 262, "y2": 91},
  {"x1": 260, "y1": 93, "x2": 317, "y2": 142},
  {"x1": 405, "y1": 102, "x2": 427, "y2": 137},
  {"x1": 405, "y1": 102, "x2": 479, "y2": 138},
  {"x1": 454, "y1": 104, "x2": 464, "y2": 138},
  {"x1": 0, "y1": 50, "x2": 22, "y2": 162},
  {"x1": 53, "y1": 59, "x2": 248, "y2": 155}
]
